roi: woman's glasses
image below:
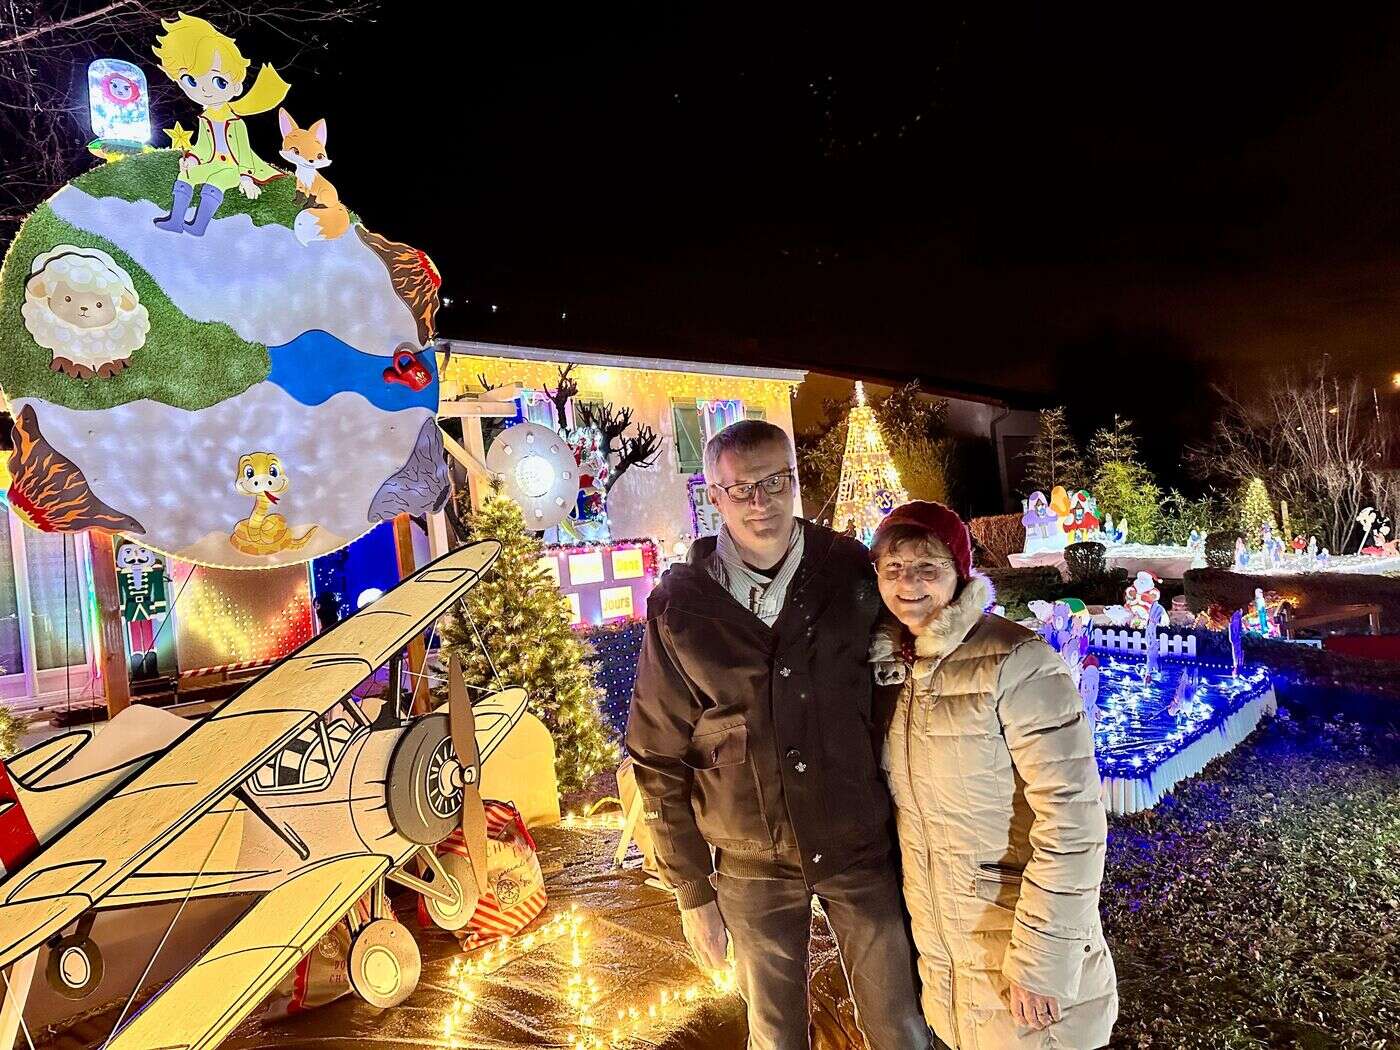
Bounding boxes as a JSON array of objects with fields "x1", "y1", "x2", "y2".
[
  {"x1": 876, "y1": 558, "x2": 955, "y2": 582},
  {"x1": 713, "y1": 469, "x2": 796, "y2": 503}
]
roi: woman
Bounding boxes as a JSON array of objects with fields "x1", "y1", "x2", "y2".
[{"x1": 868, "y1": 501, "x2": 1117, "y2": 1049}]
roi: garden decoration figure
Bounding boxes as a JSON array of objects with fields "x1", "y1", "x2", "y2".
[
  {"x1": 1229, "y1": 610, "x2": 1244, "y2": 676},
  {"x1": 1356, "y1": 506, "x2": 1378, "y2": 554},
  {"x1": 1143, "y1": 601, "x2": 1164, "y2": 682},
  {"x1": 1079, "y1": 653, "x2": 1101, "y2": 728},
  {"x1": 1291, "y1": 535, "x2": 1306, "y2": 556},
  {"x1": 1049, "y1": 484, "x2": 1073, "y2": 525},
  {"x1": 1062, "y1": 489, "x2": 1101, "y2": 543},
  {"x1": 115, "y1": 539, "x2": 168, "y2": 677},
  {"x1": 1319, "y1": 547, "x2": 1331, "y2": 566},
  {"x1": 1123, "y1": 571, "x2": 1160, "y2": 629},
  {"x1": 1188, "y1": 528, "x2": 1202, "y2": 550},
  {"x1": 1021, "y1": 490, "x2": 1063, "y2": 553},
  {"x1": 1101, "y1": 513, "x2": 1114, "y2": 543},
  {"x1": 1234, "y1": 537, "x2": 1249, "y2": 569},
  {"x1": 151, "y1": 14, "x2": 289, "y2": 236},
  {"x1": 1307, "y1": 536, "x2": 1318, "y2": 563},
  {"x1": 1168, "y1": 594, "x2": 1193, "y2": 627},
  {"x1": 1362, "y1": 515, "x2": 1398, "y2": 556}
]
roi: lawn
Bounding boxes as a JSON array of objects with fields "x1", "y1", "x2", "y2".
[{"x1": 1104, "y1": 709, "x2": 1400, "y2": 1048}]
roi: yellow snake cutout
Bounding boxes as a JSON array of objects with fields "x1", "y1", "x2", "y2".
[{"x1": 230, "y1": 452, "x2": 318, "y2": 556}]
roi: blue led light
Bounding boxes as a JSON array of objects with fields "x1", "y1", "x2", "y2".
[{"x1": 1090, "y1": 650, "x2": 1272, "y2": 779}]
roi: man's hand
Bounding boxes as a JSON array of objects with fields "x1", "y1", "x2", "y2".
[
  {"x1": 238, "y1": 174, "x2": 262, "y2": 199},
  {"x1": 1008, "y1": 981, "x2": 1060, "y2": 1030},
  {"x1": 680, "y1": 900, "x2": 729, "y2": 972}
]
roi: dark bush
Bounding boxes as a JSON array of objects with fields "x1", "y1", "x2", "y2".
[
  {"x1": 983, "y1": 566, "x2": 1063, "y2": 620},
  {"x1": 1065, "y1": 541, "x2": 1106, "y2": 581},
  {"x1": 969, "y1": 514, "x2": 1024, "y2": 568},
  {"x1": 1071, "y1": 568, "x2": 1131, "y2": 606},
  {"x1": 1204, "y1": 530, "x2": 1239, "y2": 569}
]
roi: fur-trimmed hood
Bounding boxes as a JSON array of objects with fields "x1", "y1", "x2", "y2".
[{"x1": 869, "y1": 570, "x2": 996, "y2": 669}]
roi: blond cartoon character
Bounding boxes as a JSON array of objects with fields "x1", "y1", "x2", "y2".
[
  {"x1": 21, "y1": 246, "x2": 150, "y2": 378},
  {"x1": 230, "y1": 452, "x2": 318, "y2": 556},
  {"x1": 151, "y1": 15, "x2": 289, "y2": 236}
]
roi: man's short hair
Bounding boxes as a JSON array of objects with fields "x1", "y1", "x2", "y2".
[{"x1": 702, "y1": 419, "x2": 794, "y2": 480}]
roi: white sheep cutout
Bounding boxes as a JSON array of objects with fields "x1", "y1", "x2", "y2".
[{"x1": 21, "y1": 245, "x2": 151, "y2": 379}]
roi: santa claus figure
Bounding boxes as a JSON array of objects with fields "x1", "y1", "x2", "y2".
[{"x1": 1123, "y1": 570, "x2": 1161, "y2": 629}]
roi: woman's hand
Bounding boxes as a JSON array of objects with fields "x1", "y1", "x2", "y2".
[
  {"x1": 1008, "y1": 981, "x2": 1061, "y2": 1030},
  {"x1": 238, "y1": 174, "x2": 261, "y2": 199}
]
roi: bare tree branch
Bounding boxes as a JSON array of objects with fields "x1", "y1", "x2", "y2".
[{"x1": 0, "y1": 2, "x2": 138, "y2": 51}]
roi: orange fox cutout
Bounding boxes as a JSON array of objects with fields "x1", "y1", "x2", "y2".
[{"x1": 277, "y1": 108, "x2": 351, "y2": 244}]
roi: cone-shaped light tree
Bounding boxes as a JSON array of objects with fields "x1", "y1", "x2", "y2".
[
  {"x1": 438, "y1": 488, "x2": 617, "y2": 794},
  {"x1": 1237, "y1": 477, "x2": 1278, "y2": 549},
  {"x1": 832, "y1": 382, "x2": 910, "y2": 544}
]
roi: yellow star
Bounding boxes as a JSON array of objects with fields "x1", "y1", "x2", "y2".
[{"x1": 164, "y1": 122, "x2": 193, "y2": 151}]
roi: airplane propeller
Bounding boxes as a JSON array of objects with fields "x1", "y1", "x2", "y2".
[{"x1": 447, "y1": 652, "x2": 490, "y2": 895}]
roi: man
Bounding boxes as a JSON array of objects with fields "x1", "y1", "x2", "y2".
[{"x1": 627, "y1": 420, "x2": 929, "y2": 1050}]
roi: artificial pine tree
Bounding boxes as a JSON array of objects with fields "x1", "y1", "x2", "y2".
[
  {"x1": 1023, "y1": 407, "x2": 1086, "y2": 494},
  {"x1": 1237, "y1": 477, "x2": 1278, "y2": 549},
  {"x1": 832, "y1": 382, "x2": 910, "y2": 544},
  {"x1": 438, "y1": 488, "x2": 617, "y2": 794}
]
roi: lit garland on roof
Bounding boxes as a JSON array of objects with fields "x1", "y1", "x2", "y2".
[{"x1": 443, "y1": 355, "x2": 798, "y2": 405}]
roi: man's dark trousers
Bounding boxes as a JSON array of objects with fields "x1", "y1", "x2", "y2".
[{"x1": 714, "y1": 860, "x2": 930, "y2": 1050}]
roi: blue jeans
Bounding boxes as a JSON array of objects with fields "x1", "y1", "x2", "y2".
[{"x1": 713, "y1": 861, "x2": 931, "y2": 1050}]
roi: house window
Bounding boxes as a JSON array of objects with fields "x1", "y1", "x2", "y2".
[
  {"x1": 699, "y1": 399, "x2": 745, "y2": 441},
  {"x1": 745, "y1": 406, "x2": 767, "y2": 422},
  {"x1": 671, "y1": 399, "x2": 705, "y2": 474},
  {"x1": 521, "y1": 390, "x2": 560, "y2": 430},
  {"x1": 24, "y1": 531, "x2": 86, "y2": 671},
  {"x1": 0, "y1": 525, "x2": 21, "y2": 677}
]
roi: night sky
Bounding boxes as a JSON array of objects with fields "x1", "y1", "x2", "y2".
[{"x1": 21, "y1": 5, "x2": 1400, "y2": 475}]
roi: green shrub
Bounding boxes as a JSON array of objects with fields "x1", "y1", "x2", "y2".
[
  {"x1": 1065, "y1": 541, "x2": 1106, "y2": 581},
  {"x1": 1204, "y1": 530, "x2": 1239, "y2": 569},
  {"x1": 984, "y1": 566, "x2": 1065, "y2": 620}
]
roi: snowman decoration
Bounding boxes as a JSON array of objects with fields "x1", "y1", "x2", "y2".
[{"x1": 1123, "y1": 570, "x2": 1161, "y2": 630}]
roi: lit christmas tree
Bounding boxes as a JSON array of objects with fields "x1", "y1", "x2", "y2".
[
  {"x1": 832, "y1": 382, "x2": 910, "y2": 544},
  {"x1": 438, "y1": 488, "x2": 617, "y2": 794},
  {"x1": 1238, "y1": 477, "x2": 1278, "y2": 549}
]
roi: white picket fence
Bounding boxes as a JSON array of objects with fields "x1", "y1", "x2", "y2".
[{"x1": 1091, "y1": 628, "x2": 1197, "y2": 658}]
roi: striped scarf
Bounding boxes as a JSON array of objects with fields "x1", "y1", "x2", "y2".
[{"x1": 709, "y1": 521, "x2": 804, "y2": 626}]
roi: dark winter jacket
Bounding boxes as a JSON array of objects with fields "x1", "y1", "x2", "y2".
[{"x1": 625, "y1": 519, "x2": 893, "y2": 909}]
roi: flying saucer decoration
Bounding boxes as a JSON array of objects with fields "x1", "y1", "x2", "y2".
[{"x1": 485, "y1": 421, "x2": 580, "y2": 529}]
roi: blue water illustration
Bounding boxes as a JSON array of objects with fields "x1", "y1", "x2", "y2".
[{"x1": 267, "y1": 330, "x2": 438, "y2": 412}]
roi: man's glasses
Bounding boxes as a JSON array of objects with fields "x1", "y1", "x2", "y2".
[
  {"x1": 876, "y1": 558, "x2": 955, "y2": 582},
  {"x1": 713, "y1": 469, "x2": 796, "y2": 503}
]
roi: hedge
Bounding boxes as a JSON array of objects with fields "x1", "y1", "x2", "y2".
[
  {"x1": 970, "y1": 514, "x2": 1024, "y2": 568},
  {"x1": 1184, "y1": 567, "x2": 1400, "y2": 630}
]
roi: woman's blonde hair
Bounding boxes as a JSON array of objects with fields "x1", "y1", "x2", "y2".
[{"x1": 152, "y1": 13, "x2": 249, "y2": 81}]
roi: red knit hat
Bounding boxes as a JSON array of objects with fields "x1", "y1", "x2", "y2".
[{"x1": 870, "y1": 500, "x2": 973, "y2": 581}]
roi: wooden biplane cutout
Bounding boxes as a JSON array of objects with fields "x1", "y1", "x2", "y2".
[{"x1": 0, "y1": 541, "x2": 526, "y2": 1050}]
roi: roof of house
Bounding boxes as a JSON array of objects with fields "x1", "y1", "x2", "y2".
[{"x1": 438, "y1": 339, "x2": 807, "y2": 385}]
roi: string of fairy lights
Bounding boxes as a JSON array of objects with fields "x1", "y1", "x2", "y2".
[{"x1": 441, "y1": 908, "x2": 736, "y2": 1048}]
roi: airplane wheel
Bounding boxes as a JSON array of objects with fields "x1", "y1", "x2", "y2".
[
  {"x1": 424, "y1": 852, "x2": 481, "y2": 932},
  {"x1": 348, "y1": 919, "x2": 421, "y2": 1009},
  {"x1": 47, "y1": 936, "x2": 103, "y2": 1000},
  {"x1": 386, "y1": 714, "x2": 459, "y2": 845}
]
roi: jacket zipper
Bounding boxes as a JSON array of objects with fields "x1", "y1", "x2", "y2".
[{"x1": 902, "y1": 653, "x2": 962, "y2": 1050}]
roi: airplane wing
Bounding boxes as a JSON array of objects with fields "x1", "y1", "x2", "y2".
[
  {"x1": 0, "y1": 541, "x2": 500, "y2": 970},
  {"x1": 105, "y1": 854, "x2": 388, "y2": 1050}
]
